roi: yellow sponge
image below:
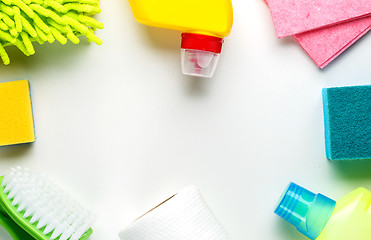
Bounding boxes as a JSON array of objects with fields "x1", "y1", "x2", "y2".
[{"x1": 0, "y1": 80, "x2": 35, "y2": 146}]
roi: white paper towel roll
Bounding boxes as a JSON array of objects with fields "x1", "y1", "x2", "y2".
[{"x1": 119, "y1": 186, "x2": 230, "y2": 240}]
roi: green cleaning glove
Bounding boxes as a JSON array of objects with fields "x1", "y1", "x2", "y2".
[{"x1": 0, "y1": 0, "x2": 104, "y2": 65}]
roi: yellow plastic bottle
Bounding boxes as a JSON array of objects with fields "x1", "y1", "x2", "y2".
[
  {"x1": 128, "y1": 0, "x2": 233, "y2": 78},
  {"x1": 275, "y1": 183, "x2": 371, "y2": 240}
]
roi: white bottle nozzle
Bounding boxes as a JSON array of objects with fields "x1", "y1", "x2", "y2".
[
  {"x1": 181, "y1": 33, "x2": 224, "y2": 78},
  {"x1": 181, "y1": 49, "x2": 220, "y2": 78}
]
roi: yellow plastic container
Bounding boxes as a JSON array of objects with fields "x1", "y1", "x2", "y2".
[
  {"x1": 128, "y1": 0, "x2": 233, "y2": 78},
  {"x1": 275, "y1": 183, "x2": 371, "y2": 240},
  {"x1": 316, "y1": 188, "x2": 371, "y2": 240}
]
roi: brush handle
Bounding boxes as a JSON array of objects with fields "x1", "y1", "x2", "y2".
[{"x1": 0, "y1": 205, "x2": 34, "y2": 240}]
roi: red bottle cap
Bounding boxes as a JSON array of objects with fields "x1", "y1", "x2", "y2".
[{"x1": 181, "y1": 33, "x2": 224, "y2": 54}]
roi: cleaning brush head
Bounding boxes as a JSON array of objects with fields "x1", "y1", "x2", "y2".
[
  {"x1": 0, "y1": 0, "x2": 104, "y2": 65},
  {"x1": 0, "y1": 166, "x2": 94, "y2": 240}
]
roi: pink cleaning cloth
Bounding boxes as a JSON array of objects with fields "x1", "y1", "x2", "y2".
[
  {"x1": 294, "y1": 17, "x2": 371, "y2": 68},
  {"x1": 266, "y1": 0, "x2": 371, "y2": 38}
]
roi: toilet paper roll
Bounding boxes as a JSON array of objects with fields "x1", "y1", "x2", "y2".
[{"x1": 119, "y1": 186, "x2": 230, "y2": 240}]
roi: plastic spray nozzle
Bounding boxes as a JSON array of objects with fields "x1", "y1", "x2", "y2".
[
  {"x1": 275, "y1": 182, "x2": 336, "y2": 240},
  {"x1": 181, "y1": 33, "x2": 223, "y2": 78}
]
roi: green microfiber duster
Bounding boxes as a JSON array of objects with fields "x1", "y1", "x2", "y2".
[
  {"x1": 0, "y1": 0, "x2": 104, "y2": 65},
  {"x1": 322, "y1": 85, "x2": 371, "y2": 161}
]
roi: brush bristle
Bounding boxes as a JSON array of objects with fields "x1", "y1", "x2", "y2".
[{"x1": 1, "y1": 166, "x2": 94, "y2": 240}]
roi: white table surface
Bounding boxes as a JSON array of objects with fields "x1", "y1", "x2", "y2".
[{"x1": 0, "y1": 0, "x2": 371, "y2": 239}]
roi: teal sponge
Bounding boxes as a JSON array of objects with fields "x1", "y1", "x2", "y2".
[{"x1": 322, "y1": 85, "x2": 371, "y2": 160}]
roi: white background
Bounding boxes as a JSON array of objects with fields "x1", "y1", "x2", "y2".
[{"x1": 0, "y1": 0, "x2": 371, "y2": 239}]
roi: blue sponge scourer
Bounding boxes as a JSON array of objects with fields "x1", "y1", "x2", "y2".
[{"x1": 322, "y1": 85, "x2": 371, "y2": 160}]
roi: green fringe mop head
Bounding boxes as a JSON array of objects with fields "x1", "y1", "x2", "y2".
[{"x1": 0, "y1": 0, "x2": 104, "y2": 65}]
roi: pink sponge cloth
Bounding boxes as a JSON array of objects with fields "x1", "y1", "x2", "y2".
[
  {"x1": 267, "y1": 0, "x2": 371, "y2": 38},
  {"x1": 294, "y1": 17, "x2": 371, "y2": 68}
]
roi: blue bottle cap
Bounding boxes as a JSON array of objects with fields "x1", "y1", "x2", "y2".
[{"x1": 274, "y1": 182, "x2": 336, "y2": 240}]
